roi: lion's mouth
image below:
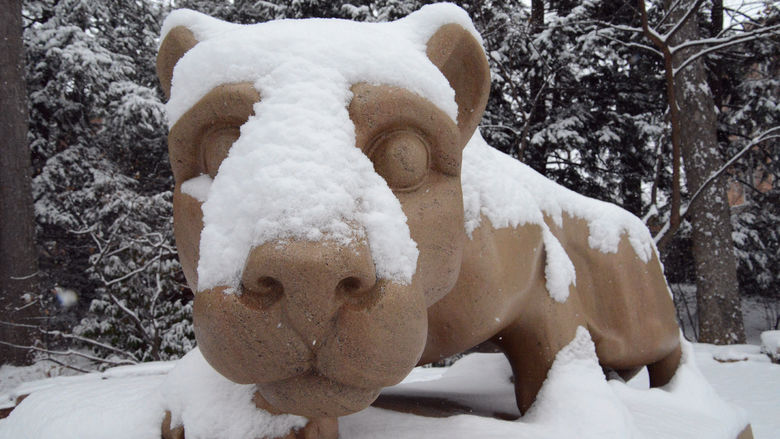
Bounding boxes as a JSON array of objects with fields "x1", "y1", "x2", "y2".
[{"x1": 256, "y1": 370, "x2": 382, "y2": 418}]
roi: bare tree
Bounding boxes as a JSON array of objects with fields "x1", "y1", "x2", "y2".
[
  {"x1": 635, "y1": 0, "x2": 780, "y2": 343},
  {"x1": 0, "y1": 0, "x2": 39, "y2": 365}
]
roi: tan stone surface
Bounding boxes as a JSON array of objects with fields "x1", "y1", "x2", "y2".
[{"x1": 158, "y1": 14, "x2": 686, "y2": 439}]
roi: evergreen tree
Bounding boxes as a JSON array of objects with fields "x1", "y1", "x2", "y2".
[{"x1": 24, "y1": 0, "x2": 192, "y2": 364}]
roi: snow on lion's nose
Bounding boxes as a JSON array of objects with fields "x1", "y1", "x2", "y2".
[{"x1": 239, "y1": 238, "x2": 377, "y2": 345}]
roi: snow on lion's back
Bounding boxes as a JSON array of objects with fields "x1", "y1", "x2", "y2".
[{"x1": 461, "y1": 132, "x2": 657, "y2": 301}]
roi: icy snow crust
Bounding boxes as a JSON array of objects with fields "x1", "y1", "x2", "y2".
[
  {"x1": 462, "y1": 132, "x2": 657, "y2": 301},
  {"x1": 163, "y1": 4, "x2": 481, "y2": 291}
]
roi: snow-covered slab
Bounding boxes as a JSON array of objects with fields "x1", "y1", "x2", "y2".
[
  {"x1": 760, "y1": 330, "x2": 780, "y2": 362},
  {"x1": 0, "y1": 375, "x2": 166, "y2": 439},
  {"x1": 696, "y1": 342, "x2": 772, "y2": 363},
  {"x1": 3, "y1": 330, "x2": 768, "y2": 439},
  {"x1": 696, "y1": 342, "x2": 780, "y2": 439},
  {"x1": 0, "y1": 360, "x2": 175, "y2": 412}
]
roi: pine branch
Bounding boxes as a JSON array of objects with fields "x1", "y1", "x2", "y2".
[{"x1": 108, "y1": 293, "x2": 153, "y2": 346}]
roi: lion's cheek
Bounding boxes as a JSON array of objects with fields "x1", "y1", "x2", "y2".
[
  {"x1": 193, "y1": 288, "x2": 313, "y2": 384},
  {"x1": 316, "y1": 282, "x2": 428, "y2": 389}
]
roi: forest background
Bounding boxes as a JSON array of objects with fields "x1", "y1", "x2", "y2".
[{"x1": 0, "y1": 0, "x2": 778, "y2": 369}]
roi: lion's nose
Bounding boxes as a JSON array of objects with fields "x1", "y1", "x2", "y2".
[{"x1": 240, "y1": 239, "x2": 377, "y2": 344}]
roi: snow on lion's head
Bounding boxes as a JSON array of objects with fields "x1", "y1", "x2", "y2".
[{"x1": 157, "y1": 3, "x2": 490, "y2": 418}]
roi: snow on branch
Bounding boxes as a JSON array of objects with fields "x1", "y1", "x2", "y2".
[
  {"x1": 0, "y1": 340, "x2": 136, "y2": 367},
  {"x1": 42, "y1": 329, "x2": 141, "y2": 363},
  {"x1": 661, "y1": 0, "x2": 706, "y2": 42},
  {"x1": 672, "y1": 25, "x2": 780, "y2": 76},
  {"x1": 656, "y1": 0, "x2": 685, "y2": 27},
  {"x1": 599, "y1": 33, "x2": 663, "y2": 58},
  {"x1": 108, "y1": 293, "x2": 154, "y2": 345},
  {"x1": 653, "y1": 128, "x2": 780, "y2": 244}
]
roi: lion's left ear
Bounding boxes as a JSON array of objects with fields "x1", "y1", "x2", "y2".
[
  {"x1": 157, "y1": 26, "x2": 198, "y2": 99},
  {"x1": 426, "y1": 24, "x2": 491, "y2": 145}
]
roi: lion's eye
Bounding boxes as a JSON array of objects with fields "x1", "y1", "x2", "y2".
[
  {"x1": 369, "y1": 131, "x2": 429, "y2": 191},
  {"x1": 201, "y1": 126, "x2": 240, "y2": 178}
]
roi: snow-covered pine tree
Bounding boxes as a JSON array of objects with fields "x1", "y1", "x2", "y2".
[{"x1": 24, "y1": 0, "x2": 193, "y2": 365}]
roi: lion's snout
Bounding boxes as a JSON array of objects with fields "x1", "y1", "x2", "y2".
[
  {"x1": 193, "y1": 234, "x2": 429, "y2": 415},
  {"x1": 239, "y1": 239, "x2": 377, "y2": 345}
]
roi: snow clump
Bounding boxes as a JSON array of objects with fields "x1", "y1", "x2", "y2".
[
  {"x1": 760, "y1": 330, "x2": 780, "y2": 362},
  {"x1": 161, "y1": 347, "x2": 308, "y2": 439}
]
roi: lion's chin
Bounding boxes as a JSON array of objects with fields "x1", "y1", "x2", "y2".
[{"x1": 256, "y1": 372, "x2": 381, "y2": 418}]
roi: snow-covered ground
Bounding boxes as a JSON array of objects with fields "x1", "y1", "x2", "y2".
[{"x1": 1, "y1": 331, "x2": 776, "y2": 439}]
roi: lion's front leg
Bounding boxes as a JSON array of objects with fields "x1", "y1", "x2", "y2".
[{"x1": 492, "y1": 292, "x2": 586, "y2": 414}]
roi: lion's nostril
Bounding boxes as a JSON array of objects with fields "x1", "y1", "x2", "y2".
[
  {"x1": 257, "y1": 276, "x2": 283, "y2": 293},
  {"x1": 336, "y1": 275, "x2": 379, "y2": 309},
  {"x1": 336, "y1": 276, "x2": 363, "y2": 296},
  {"x1": 240, "y1": 276, "x2": 284, "y2": 309}
]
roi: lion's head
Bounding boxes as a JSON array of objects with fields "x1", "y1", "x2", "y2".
[{"x1": 157, "y1": 4, "x2": 489, "y2": 417}]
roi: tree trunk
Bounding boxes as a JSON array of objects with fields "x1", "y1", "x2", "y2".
[
  {"x1": 667, "y1": 0, "x2": 746, "y2": 344},
  {"x1": 0, "y1": 0, "x2": 39, "y2": 364}
]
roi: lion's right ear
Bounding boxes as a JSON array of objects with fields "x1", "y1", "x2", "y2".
[{"x1": 157, "y1": 26, "x2": 198, "y2": 99}]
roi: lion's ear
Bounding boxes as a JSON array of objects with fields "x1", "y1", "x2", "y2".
[
  {"x1": 157, "y1": 26, "x2": 198, "y2": 99},
  {"x1": 426, "y1": 23, "x2": 490, "y2": 145}
]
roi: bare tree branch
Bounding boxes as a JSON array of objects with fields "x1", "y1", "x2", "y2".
[
  {"x1": 663, "y1": 0, "x2": 706, "y2": 41},
  {"x1": 671, "y1": 23, "x2": 780, "y2": 54},
  {"x1": 654, "y1": 128, "x2": 780, "y2": 244},
  {"x1": 34, "y1": 357, "x2": 92, "y2": 374},
  {"x1": 638, "y1": 0, "x2": 683, "y2": 245},
  {"x1": 0, "y1": 340, "x2": 136, "y2": 366},
  {"x1": 600, "y1": 34, "x2": 664, "y2": 57},
  {"x1": 674, "y1": 27, "x2": 780, "y2": 76},
  {"x1": 100, "y1": 253, "x2": 161, "y2": 287},
  {"x1": 43, "y1": 329, "x2": 140, "y2": 362}
]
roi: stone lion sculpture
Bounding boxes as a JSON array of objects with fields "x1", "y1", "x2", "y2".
[{"x1": 156, "y1": 3, "x2": 685, "y2": 438}]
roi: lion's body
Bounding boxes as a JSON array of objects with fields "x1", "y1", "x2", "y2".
[{"x1": 422, "y1": 211, "x2": 681, "y2": 411}]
